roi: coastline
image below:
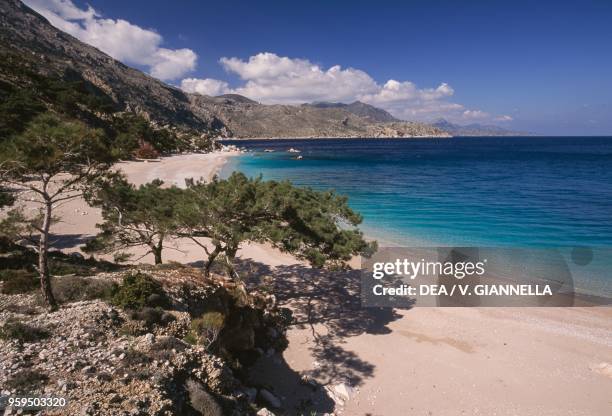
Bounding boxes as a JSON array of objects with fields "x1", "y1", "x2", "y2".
[
  {"x1": 40, "y1": 152, "x2": 612, "y2": 415},
  {"x1": 218, "y1": 135, "x2": 452, "y2": 141},
  {"x1": 115, "y1": 150, "x2": 242, "y2": 186}
]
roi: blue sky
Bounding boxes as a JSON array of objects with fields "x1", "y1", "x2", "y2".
[{"x1": 24, "y1": 0, "x2": 612, "y2": 135}]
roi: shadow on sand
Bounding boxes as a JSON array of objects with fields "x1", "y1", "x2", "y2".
[{"x1": 226, "y1": 258, "x2": 411, "y2": 414}]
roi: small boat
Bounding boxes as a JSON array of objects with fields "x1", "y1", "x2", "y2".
[
  {"x1": 287, "y1": 148, "x2": 301, "y2": 153},
  {"x1": 264, "y1": 149, "x2": 275, "y2": 152},
  {"x1": 296, "y1": 155, "x2": 303, "y2": 160}
]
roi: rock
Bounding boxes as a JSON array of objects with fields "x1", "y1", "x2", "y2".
[
  {"x1": 185, "y1": 378, "x2": 223, "y2": 416},
  {"x1": 0, "y1": 265, "x2": 292, "y2": 416},
  {"x1": 259, "y1": 389, "x2": 281, "y2": 409},
  {"x1": 81, "y1": 365, "x2": 95, "y2": 375},
  {"x1": 143, "y1": 333, "x2": 155, "y2": 344},
  {"x1": 243, "y1": 387, "x2": 257, "y2": 402},
  {"x1": 109, "y1": 393, "x2": 122, "y2": 404},
  {"x1": 333, "y1": 382, "x2": 355, "y2": 401}
]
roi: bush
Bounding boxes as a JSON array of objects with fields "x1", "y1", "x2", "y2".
[
  {"x1": 133, "y1": 142, "x2": 159, "y2": 159},
  {"x1": 111, "y1": 272, "x2": 167, "y2": 310},
  {"x1": 51, "y1": 275, "x2": 114, "y2": 303},
  {"x1": 0, "y1": 319, "x2": 49, "y2": 343},
  {"x1": 128, "y1": 307, "x2": 175, "y2": 327},
  {"x1": 0, "y1": 269, "x2": 38, "y2": 294},
  {"x1": 188, "y1": 311, "x2": 225, "y2": 350},
  {"x1": 148, "y1": 336, "x2": 187, "y2": 362},
  {"x1": 5, "y1": 369, "x2": 48, "y2": 392}
]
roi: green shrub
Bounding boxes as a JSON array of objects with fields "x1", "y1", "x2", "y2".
[
  {"x1": 51, "y1": 275, "x2": 115, "y2": 303},
  {"x1": 111, "y1": 272, "x2": 167, "y2": 310},
  {"x1": 0, "y1": 269, "x2": 38, "y2": 294},
  {"x1": 183, "y1": 332, "x2": 198, "y2": 345},
  {"x1": 0, "y1": 319, "x2": 49, "y2": 343},
  {"x1": 188, "y1": 311, "x2": 225, "y2": 350}
]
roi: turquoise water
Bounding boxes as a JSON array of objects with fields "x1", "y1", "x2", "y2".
[
  {"x1": 220, "y1": 137, "x2": 612, "y2": 297},
  {"x1": 221, "y1": 137, "x2": 612, "y2": 247}
]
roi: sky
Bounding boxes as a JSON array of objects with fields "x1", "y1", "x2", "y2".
[{"x1": 23, "y1": 0, "x2": 612, "y2": 135}]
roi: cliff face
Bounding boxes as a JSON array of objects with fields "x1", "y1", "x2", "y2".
[
  {"x1": 0, "y1": 0, "x2": 222, "y2": 132},
  {"x1": 1, "y1": 0, "x2": 449, "y2": 139}
]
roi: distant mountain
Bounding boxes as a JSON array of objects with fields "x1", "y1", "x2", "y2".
[
  {"x1": 0, "y1": 0, "x2": 448, "y2": 139},
  {"x1": 432, "y1": 119, "x2": 530, "y2": 136},
  {"x1": 191, "y1": 94, "x2": 446, "y2": 138},
  {"x1": 306, "y1": 101, "x2": 399, "y2": 123},
  {"x1": 0, "y1": 0, "x2": 224, "y2": 132}
]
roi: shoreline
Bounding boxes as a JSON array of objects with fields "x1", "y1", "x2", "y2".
[
  {"x1": 218, "y1": 135, "x2": 451, "y2": 141},
  {"x1": 35, "y1": 152, "x2": 612, "y2": 415},
  {"x1": 115, "y1": 150, "x2": 242, "y2": 186}
]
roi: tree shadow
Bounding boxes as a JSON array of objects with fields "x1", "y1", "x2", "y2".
[
  {"x1": 246, "y1": 353, "x2": 336, "y2": 415},
  {"x1": 49, "y1": 233, "x2": 92, "y2": 250},
  {"x1": 234, "y1": 258, "x2": 409, "y2": 396}
]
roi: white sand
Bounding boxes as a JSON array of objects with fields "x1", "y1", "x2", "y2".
[{"x1": 44, "y1": 153, "x2": 612, "y2": 415}]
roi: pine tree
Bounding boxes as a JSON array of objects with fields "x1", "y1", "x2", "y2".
[{"x1": 0, "y1": 113, "x2": 114, "y2": 310}]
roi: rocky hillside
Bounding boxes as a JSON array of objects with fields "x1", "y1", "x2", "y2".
[
  {"x1": 190, "y1": 94, "x2": 447, "y2": 138},
  {"x1": 0, "y1": 0, "x2": 226, "y2": 134},
  {"x1": 1, "y1": 0, "x2": 448, "y2": 139},
  {"x1": 0, "y1": 266, "x2": 293, "y2": 415},
  {"x1": 306, "y1": 101, "x2": 399, "y2": 123}
]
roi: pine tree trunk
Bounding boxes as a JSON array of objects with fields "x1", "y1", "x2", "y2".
[
  {"x1": 204, "y1": 245, "x2": 221, "y2": 277},
  {"x1": 39, "y1": 200, "x2": 57, "y2": 311},
  {"x1": 152, "y1": 246, "x2": 163, "y2": 265},
  {"x1": 224, "y1": 247, "x2": 239, "y2": 281}
]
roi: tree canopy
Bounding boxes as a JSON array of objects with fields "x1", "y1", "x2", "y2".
[
  {"x1": 177, "y1": 172, "x2": 377, "y2": 279},
  {"x1": 0, "y1": 113, "x2": 115, "y2": 309},
  {"x1": 84, "y1": 177, "x2": 183, "y2": 265}
]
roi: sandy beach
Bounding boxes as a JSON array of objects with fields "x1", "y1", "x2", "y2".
[{"x1": 46, "y1": 153, "x2": 612, "y2": 415}]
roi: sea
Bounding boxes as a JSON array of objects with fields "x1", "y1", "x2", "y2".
[{"x1": 219, "y1": 137, "x2": 612, "y2": 298}]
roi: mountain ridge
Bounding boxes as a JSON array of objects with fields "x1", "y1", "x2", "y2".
[
  {"x1": 305, "y1": 101, "x2": 399, "y2": 123},
  {"x1": 0, "y1": 0, "x2": 448, "y2": 139}
]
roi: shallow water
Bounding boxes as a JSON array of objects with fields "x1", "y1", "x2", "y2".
[{"x1": 220, "y1": 137, "x2": 612, "y2": 296}]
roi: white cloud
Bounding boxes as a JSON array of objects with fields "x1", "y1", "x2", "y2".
[
  {"x1": 181, "y1": 78, "x2": 230, "y2": 96},
  {"x1": 182, "y1": 52, "x2": 506, "y2": 123},
  {"x1": 495, "y1": 115, "x2": 514, "y2": 122},
  {"x1": 150, "y1": 48, "x2": 197, "y2": 80},
  {"x1": 462, "y1": 110, "x2": 489, "y2": 120},
  {"x1": 23, "y1": 0, "x2": 197, "y2": 80},
  {"x1": 219, "y1": 52, "x2": 379, "y2": 104}
]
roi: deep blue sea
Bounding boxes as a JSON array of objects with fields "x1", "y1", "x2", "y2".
[{"x1": 220, "y1": 137, "x2": 612, "y2": 296}]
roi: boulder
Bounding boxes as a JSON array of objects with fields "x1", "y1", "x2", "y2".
[
  {"x1": 185, "y1": 378, "x2": 223, "y2": 416},
  {"x1": 258, "y1": 388, "x2": 281, "y2": 408}
]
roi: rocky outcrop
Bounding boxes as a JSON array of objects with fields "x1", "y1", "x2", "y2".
[{"x1": 0, "y1": 268, "x2": 292, "y2": 415}]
